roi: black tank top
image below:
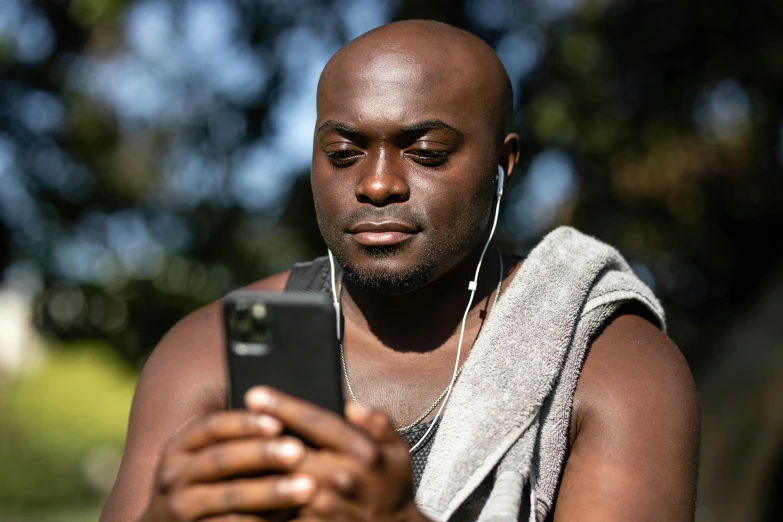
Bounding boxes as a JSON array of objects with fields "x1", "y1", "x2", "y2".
[{"x1": 284, "y1": 257, "x2": 437, "y2": 492}]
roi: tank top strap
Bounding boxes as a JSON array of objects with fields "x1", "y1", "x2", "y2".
[{"x1": 283, "y1": 256, "x2": 332, "y2": 294}]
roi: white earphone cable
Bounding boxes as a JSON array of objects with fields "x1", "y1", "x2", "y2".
[
  {"x1": 408, "y1": 178, "x2": 503, "y2": 453},
  {"x1": 328, "y1": 250, "x2": 341, "y2": 338},
  {"x1": 330, "y1": 165, "x2": 506, "y2": 454}
]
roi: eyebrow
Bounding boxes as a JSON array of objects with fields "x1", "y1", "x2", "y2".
[
  {"x1": 401, "y1": 119, "x2": 463, "y2": 137},
  {"x1": 315, "y1": 119, "x2": 463, "y2": 139},
  {"x1": 316, "y1": 120, "x2": 361, "y2": 137}
]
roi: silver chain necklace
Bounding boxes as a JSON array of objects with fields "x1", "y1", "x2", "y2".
[{"x1": 338, "y1": 250, "x2": 505, "y2": 433}]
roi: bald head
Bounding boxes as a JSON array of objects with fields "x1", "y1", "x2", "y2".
[
  {"x1": 311, "y1": 20, "x2": 519, "y2": 295},
  {"x1": 317, "y1": 20, "x2": 513, "y2": 141}
]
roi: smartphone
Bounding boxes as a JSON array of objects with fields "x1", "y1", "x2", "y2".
[{"x1": 223, "y1": 291, "x2": 344, "y2": 415}]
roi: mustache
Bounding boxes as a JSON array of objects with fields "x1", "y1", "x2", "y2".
[{"x1": 340, "y1": 207, "x2": 427, "y2": 230}]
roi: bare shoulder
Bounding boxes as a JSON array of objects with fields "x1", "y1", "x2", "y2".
[
  {"x1": 556, "y1": 311, "x2": 700, "y2": 521},
  {"x1": 143, "y1": 269, "x2": 292, "y2": 409},
  {"x1": 572, "y1": 311, "x2": 699, "y2": 441}
]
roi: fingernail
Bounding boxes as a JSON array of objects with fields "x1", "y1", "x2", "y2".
[
  {"x1": 256, "y1": 415, "x2": 281, "y2": 433},
  {"x1": 279, "y1": 476, "x2": 315, "y2": 500},
  {"x1": 273, "y1": 440, "x2": 303, "y2": 462},
  {"x1": 347, "y1": 401, "x2": 371, "y2": 420},
  {"x1": 246, "y1": 387, "x2": 275, "y2": 409}
]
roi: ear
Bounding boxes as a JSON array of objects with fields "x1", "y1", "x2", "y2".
[{"x1": 498, "y1": 133, "x2": 520, "y2": 200}]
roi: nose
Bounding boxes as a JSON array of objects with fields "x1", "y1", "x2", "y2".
[{"x1": 355, "y1": 150, "x2": 410, "y2": 206}]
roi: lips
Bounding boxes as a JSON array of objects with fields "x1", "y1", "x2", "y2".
[{"x1": 347, "y1": 221, "x2": 420, "y2": 247}]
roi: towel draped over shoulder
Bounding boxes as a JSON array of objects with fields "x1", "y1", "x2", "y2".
[{"x1": 415, "y1": 227, "x2": 665, "y2": 522}]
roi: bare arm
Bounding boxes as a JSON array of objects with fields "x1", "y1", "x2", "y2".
[
  {"x1": 554, "y1": 312, "x2": 700, "y2": 521},
  {"x1": 100, "y1": 272, "x2": 290, "y2": 522}
]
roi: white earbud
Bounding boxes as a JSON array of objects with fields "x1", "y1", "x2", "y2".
[{"x1": 496, "y1": 164, "x2": 505, "y2": 199}]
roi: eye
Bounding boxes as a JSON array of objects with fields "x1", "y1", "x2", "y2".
[
  {"x1": 325, "y1": 149, "x2": 362, "y2": 168},
  {"x1": 406, "y1": 148, "x2": 450, "y2": 167}
]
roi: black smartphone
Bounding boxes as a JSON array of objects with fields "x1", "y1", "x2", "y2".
[{"x1": 223, "y1": 291, "x2": 344, "y2": 415}]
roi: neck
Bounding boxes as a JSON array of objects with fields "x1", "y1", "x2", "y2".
[{"x1": 340, "y1": 245, "x2": 506, "y2": 354}]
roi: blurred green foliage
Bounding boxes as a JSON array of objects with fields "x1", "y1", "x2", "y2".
[
  {"x1": 0, "y1": 0, "x2": 778, "y2": 374},
  {"x1": 0, "y1": 342, "x2": 135, "y2": 511}
]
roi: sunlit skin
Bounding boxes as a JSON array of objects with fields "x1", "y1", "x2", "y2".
[
  {"x1": 312, "y1": 28, "x2": 518, "y2": 357},
  {"x1": 313, "y1": 46, "x2": 502, "y2": 287},
  {"x1": 101, "y1": 20, "x2": 699, "y2": 522}
]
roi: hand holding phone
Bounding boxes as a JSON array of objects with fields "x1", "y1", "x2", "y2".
[{"x1": 222, "y1": 292, "x2": 422, "y2": 522}]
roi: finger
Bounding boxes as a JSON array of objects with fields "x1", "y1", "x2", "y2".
[
  {"x1": 298, "y1": 488, "x2": 365, "y2": 521},
  {"x1": 179, "y1": 436, "x2": 307, "y2": 484},
  {"x1": 199, "y1": 515, "x2": 268, "y2": 522},
  {"x1": 297, "y1": 449, "x2": 364, "y2": 499},
  {"x1": 169, "y1": 474, "x2": 316, "y2": 520},
  {"x1": 246, "y1": 387, "x2": 378, "y2": 465},
  {"x1": 175, "y1": 411, "x2": 283, "y2": 452},
  {"x1": 345, "y1": 402, "x2": 400, "y2": 445}
]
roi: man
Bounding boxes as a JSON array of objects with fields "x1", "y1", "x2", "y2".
[{"x1": 101, "y1": 20, "x2": 699, "y2": 522}]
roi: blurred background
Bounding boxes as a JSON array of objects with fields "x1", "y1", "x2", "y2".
[{"x1": 0, "y1": 0, "x2": 781, "y2": 520}]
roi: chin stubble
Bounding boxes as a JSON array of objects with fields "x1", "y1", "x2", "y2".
[{"x1": 335, "y1": 243, "x2": 438, "y2": 295}]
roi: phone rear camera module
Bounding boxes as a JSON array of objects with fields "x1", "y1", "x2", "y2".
[
  {"x1": 251, "y1": 303, "x2": 267, "y2": 319},
  {"x1": 232, "y1": 342, "x2": 271, "y2": 356},
  {"x1": 229, "y1": 300, "x2": 273, "y2": 345}
]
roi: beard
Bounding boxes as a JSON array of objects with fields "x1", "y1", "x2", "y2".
[{"x1": 333, "y1": 243, "x2": 438, "y2": 295}]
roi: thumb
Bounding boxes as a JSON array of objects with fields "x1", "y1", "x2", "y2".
[{"x1": 345, "y1": 402, "x2": 400, "y2": 445}]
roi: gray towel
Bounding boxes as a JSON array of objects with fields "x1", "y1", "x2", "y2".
[{"x1": 415, "y1": 227, "x2": 665, "y2": 522}]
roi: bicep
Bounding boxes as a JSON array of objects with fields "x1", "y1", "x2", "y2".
[
  {"x1": 554, "y1": 313, "x2": 700, "y2": 522},
  {"x1": 100, "y1": 307, "x2": 227, "y2": 522}
]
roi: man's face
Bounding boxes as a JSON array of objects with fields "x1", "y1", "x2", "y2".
[{"x1": 312, "y1": 51, "x2": 498, "y2": 295}]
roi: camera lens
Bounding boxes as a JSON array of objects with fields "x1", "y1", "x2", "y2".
[{"x1": 230, "y1": 300, "x2": 273, "y2": 344}]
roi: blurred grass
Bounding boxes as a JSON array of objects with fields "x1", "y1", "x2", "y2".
[
  {"x1": 0, "y1": 341, "x2": 137, "y2": 517},
  {"x1": 0, "y1": 505, "x2": 103, "y2": 522}
]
